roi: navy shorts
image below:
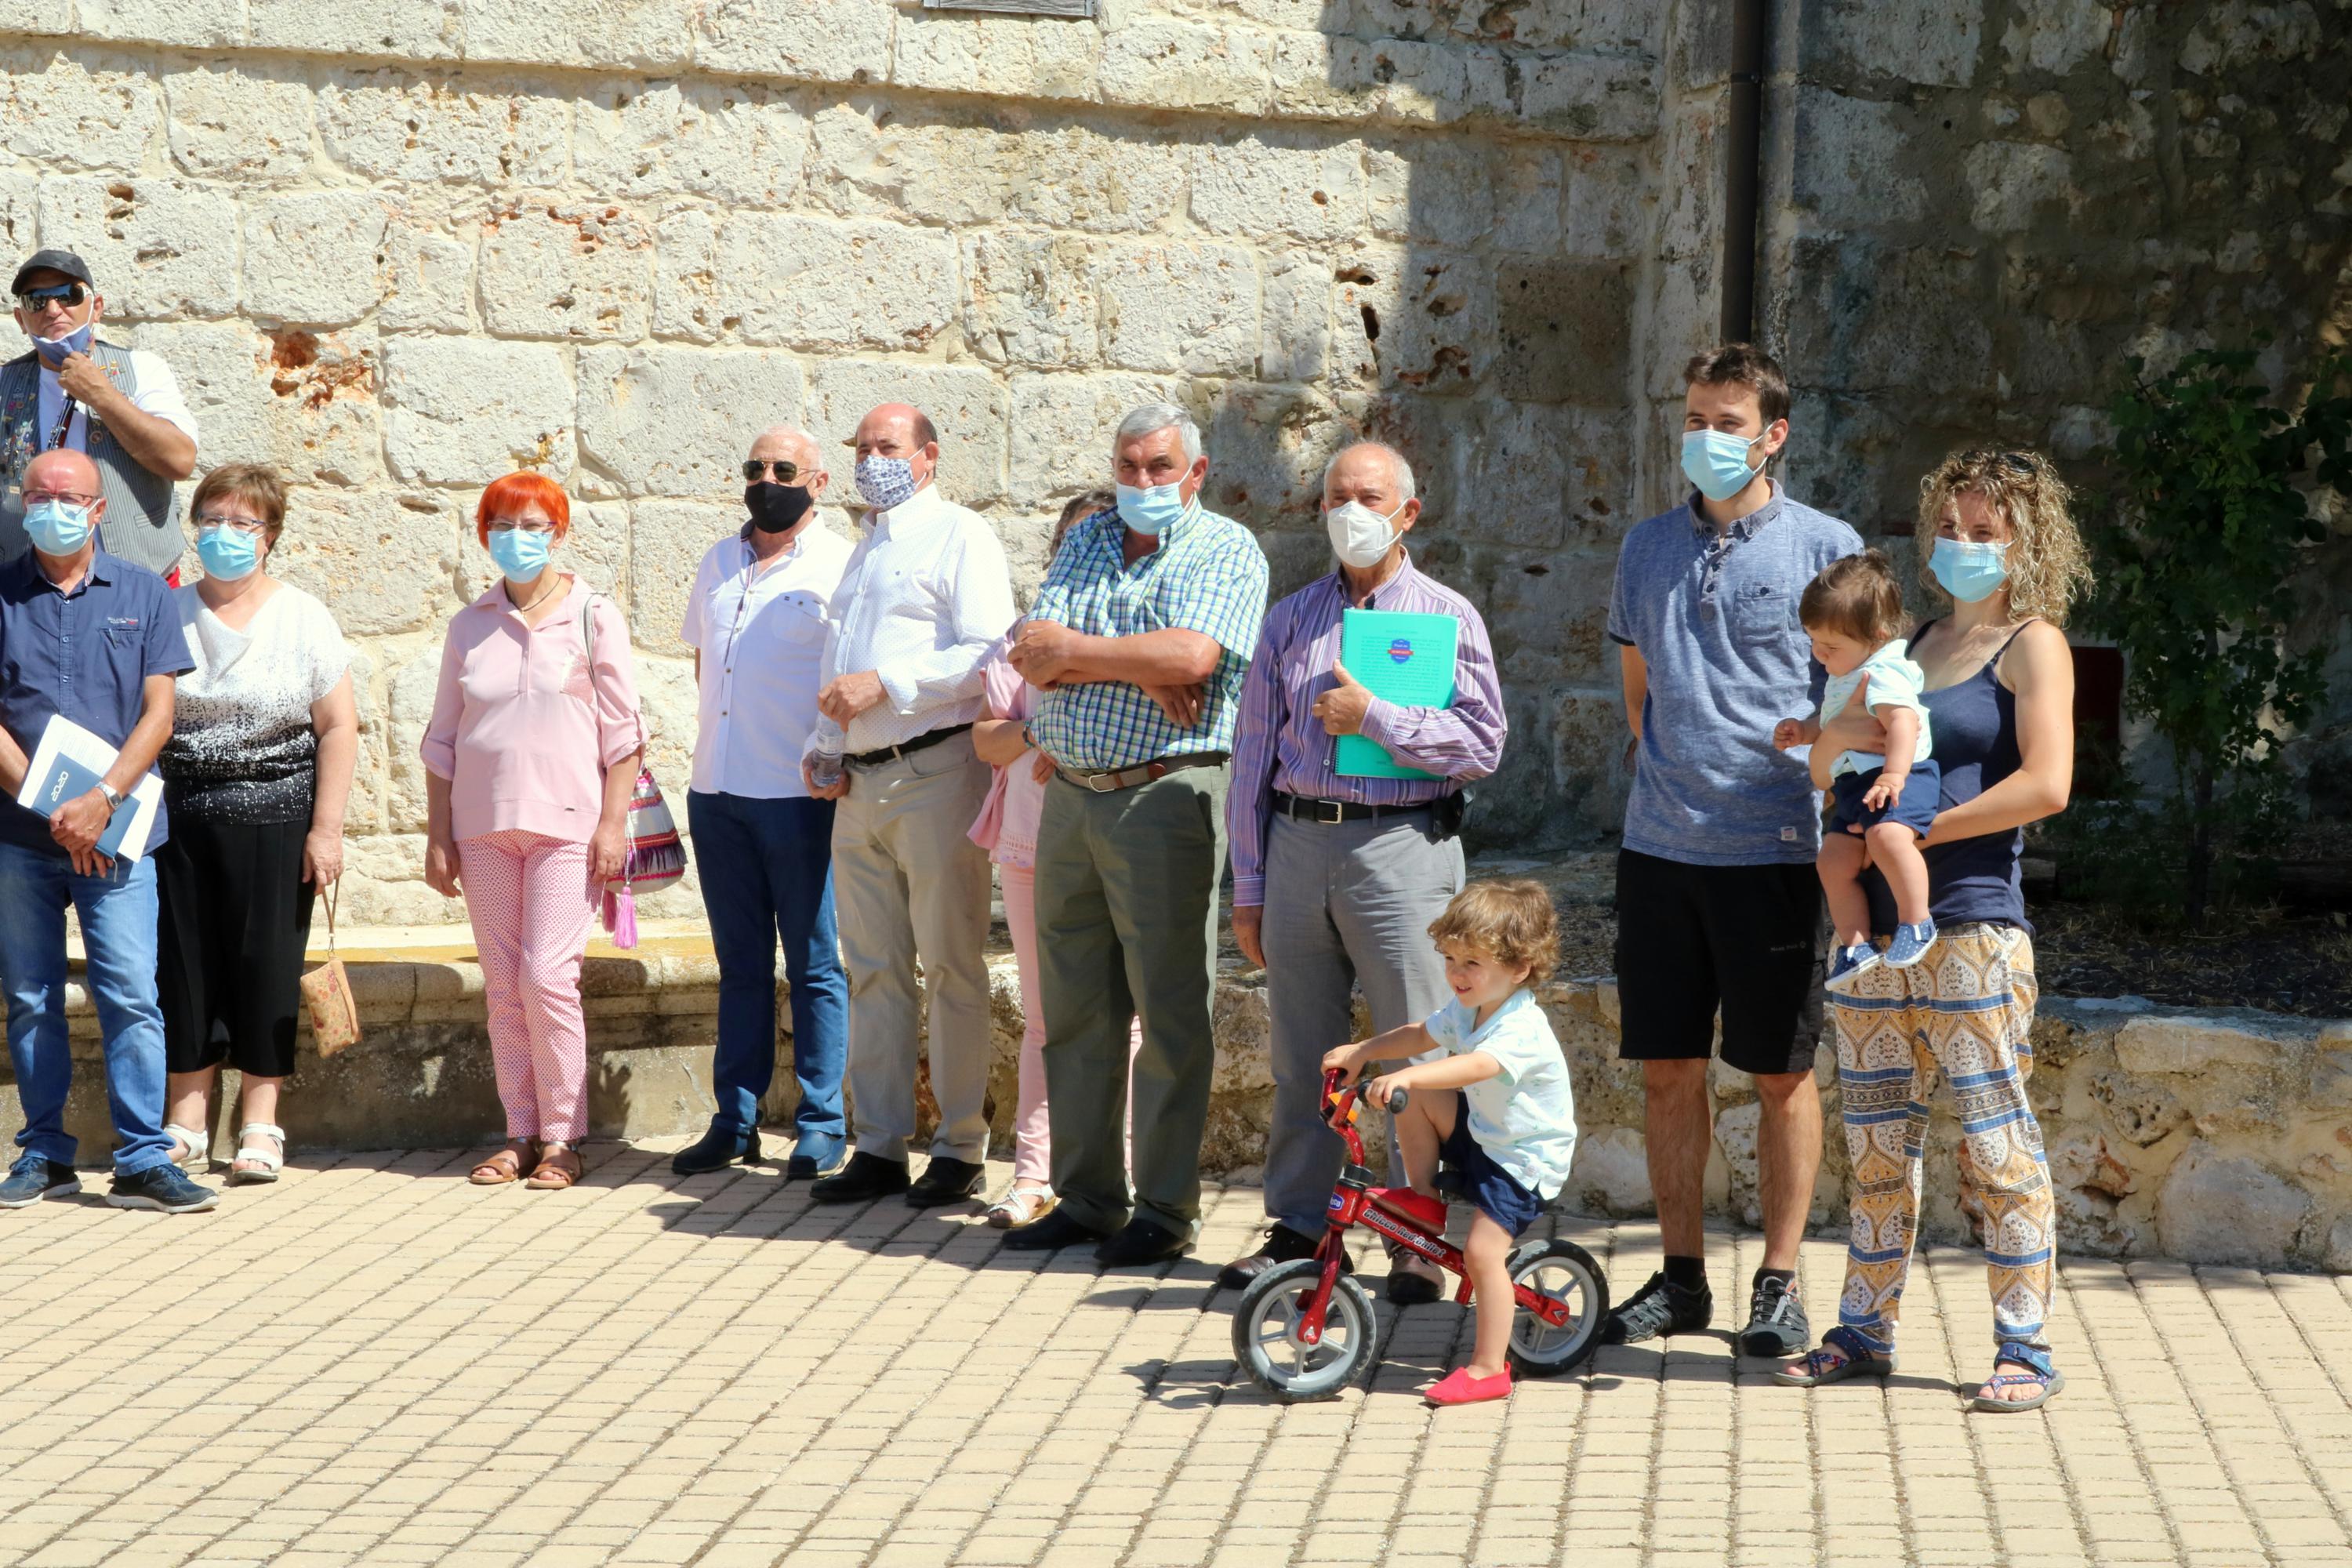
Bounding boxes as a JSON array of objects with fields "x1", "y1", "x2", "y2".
[
  {"x1": 1830, "y1": 758, "x2": 1941, "y2": 840},
  {"x1": 1439, "y1": 1094, "x2": 1548, "y2": 1239}
]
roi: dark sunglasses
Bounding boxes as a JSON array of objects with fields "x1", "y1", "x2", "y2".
[
  {"x1": 15, "y1": 282, "x2": 88, "y2": 310},
  {"x1": 1961, "y1": 448, "x2": 2038, "y2": 477},
  {"x1": 742, "y1": 459, "x2": 801, "y2": 483}
]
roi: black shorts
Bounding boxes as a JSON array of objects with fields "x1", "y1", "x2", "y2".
[{"x1": 1613, "y1": 849, "x2": 1824, "y2": 1077}]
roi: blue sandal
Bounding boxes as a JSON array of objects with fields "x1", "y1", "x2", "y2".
[
  {"x1": 1774, "y1": 1325, "x2": 1895, "y2": 1386},
  {"x1": 1973, "y1": 1342, "x2": 2063, "y2": 1411}
]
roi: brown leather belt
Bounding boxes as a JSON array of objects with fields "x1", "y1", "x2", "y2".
[{"x1": 1056, "y1": 751, "x2": 1229, "y2": 793}]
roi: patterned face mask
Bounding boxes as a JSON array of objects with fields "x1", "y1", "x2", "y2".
[{"x1": 855, "y1": 455, "x2": 920, "y2": 513}]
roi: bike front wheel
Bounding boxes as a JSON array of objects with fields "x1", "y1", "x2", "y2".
[
  {"x1": 1231, "y1": 1258, "x2": 1381, "y2": 1401},
  {"x1": 1506, "y1": 1238, "x2": 1608, "y2": 1377}
]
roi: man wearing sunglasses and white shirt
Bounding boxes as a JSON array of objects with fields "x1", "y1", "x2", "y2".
[
  {"x1": 673, "y1": 427, "x2": 855, "y2": 1182},
  {"x1": 2, "y1": 249, "x2": 199, "y2": 583}
]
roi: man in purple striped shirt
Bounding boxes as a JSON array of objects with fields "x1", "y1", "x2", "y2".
[{"x1": 1218, "y1": 441, "x2": 1508, "y2": 1301}]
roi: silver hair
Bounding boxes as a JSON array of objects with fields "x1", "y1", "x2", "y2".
[
  {"x1": 1320, "y1": 440, "x2": 1416, "y2": 504},
  {"x1": 1112, "y1": 403, "x2": 1203, "y2": 468}
]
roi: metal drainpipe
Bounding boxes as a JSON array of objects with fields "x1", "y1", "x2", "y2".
[{"x1": 1721, "y1": 0, "x2": 1768, "y2": 343}]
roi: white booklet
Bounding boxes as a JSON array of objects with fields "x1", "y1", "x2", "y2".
[{"x1": 14, "y1": 714, "x2": 164, "y2": 862}]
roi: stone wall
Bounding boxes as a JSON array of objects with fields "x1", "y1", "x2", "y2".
[
  {"x1": 0, "y1": 2, "x2": 1734, "y2": 909},
  {"x1": 1757, "y1": 0, "x2": 2352, "y2": 793}
]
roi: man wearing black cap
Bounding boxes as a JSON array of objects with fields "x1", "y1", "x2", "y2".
[{"x1": 2, "y1": 249, "x2": 199, "y2": 581}]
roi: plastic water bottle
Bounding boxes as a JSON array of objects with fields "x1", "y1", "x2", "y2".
[{"x1": 810, "y1": 717, "x2": 844, "y2": 790}]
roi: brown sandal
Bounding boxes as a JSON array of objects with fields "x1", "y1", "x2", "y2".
[
  {"x1": 524, "y1": 1144, "x2": 583, "y2": 1190},
  {"x1": 470, "y1": 1138, "x2": 539, "y2": 1185}
]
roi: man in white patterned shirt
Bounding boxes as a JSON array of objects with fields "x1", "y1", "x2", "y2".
[
  {"x1": 804, "y1": 403, "x2": 1016, "y2": 1210},
  {"x1": 1000, "y1": 403, "x2": 1269, "y2": 1265}
]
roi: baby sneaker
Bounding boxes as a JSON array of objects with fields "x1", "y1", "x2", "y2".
[
  {"x1": 1824, "y1": 942, "x2": 1881, "y2": 996},
  {"x1": 1884, "y1": 920, "x2": 1938, "y2": 969}
]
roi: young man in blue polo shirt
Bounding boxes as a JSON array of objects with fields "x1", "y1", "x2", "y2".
[
  {"x1": 0, "y1": 448, "x2": 211, "y2": 1213},
  {"x1": 1605, "y1": 345, "x2": 1862, "y2": 1354}
]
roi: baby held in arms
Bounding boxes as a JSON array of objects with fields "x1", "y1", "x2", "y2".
[{"x1": 1773, "y1": 550, "x2": 1938, "y2": 993}]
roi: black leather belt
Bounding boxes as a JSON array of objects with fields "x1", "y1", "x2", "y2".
[
  {"x1": 1057, "y1": 750, "x2": 1229, "y2": 793},
  {"x1": 1274, "y1": 792, "x2": 1436, "y2": 825},
  {"x1": 848, "y1": 722, "x2": 972, "y2": 768}
]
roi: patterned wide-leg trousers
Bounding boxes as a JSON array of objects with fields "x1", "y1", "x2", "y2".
[
  {"x1": 459, "y1": 829, "x2": 601, "y2": 1144},
  {"x1": 1828, "y1": 924, "x2": 2054, "y2": 1356}
]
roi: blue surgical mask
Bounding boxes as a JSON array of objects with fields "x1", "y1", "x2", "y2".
[
  {"x1": 31, "y1": 321, "x2": 94, "y2": 371},
  {"x1": 1929, "y1": 536, "x2": 2010, "y2": 603},
  {"x1": 24, "y1": 497, "x2": 93, "y2": 556},
  {"x1": 854, "y1": 455, "x2": 920, "y2": 513},
  {"x1": 1681, "y1": 428, "x2": 1768, "y2": 502},
  {"x1": 197, "y1": 525, "x2": 262, "y2": 582},
  {"x1": 488, "y1": 526, "x2": 552, "y2": 583},
  {"x1": 1115, "y1": 481, "x2": 1189, "y2": 537}
]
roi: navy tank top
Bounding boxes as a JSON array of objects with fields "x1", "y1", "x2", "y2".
[{"x1": 1864, "y1": 619, "x2": 2031, "y2": 936}]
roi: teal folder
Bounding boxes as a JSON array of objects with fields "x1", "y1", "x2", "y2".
[{"x1": 1336, "y1": 608, "x2": 1459, "y2": 780}]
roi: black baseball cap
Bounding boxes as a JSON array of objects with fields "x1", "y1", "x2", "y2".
[{"x1": 11, "y1": 249, "x2": 95, "y2": 296}]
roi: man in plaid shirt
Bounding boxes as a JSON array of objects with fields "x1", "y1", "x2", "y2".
[{"x1": 1001, "y1": 403, "x2": 1269, "y2": 1265}]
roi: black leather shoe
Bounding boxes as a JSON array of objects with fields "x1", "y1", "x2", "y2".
[
  {"x1": 1217, "y1": 1225, "x2": 1321, "y2": 1290},
  {"x1": 808, "y1": 1151, "x2": 910, "y2": 1204},
  {"x1": 998, "y1": 1208, "x2": 1112, "y2": 1251},
  {"x1": 1383, "y1": 1241, "x2": 1445, "y2": 1306},
  {"x1": 1095, "y1": 1218, "x2": 1192, "y2": 1266},
  {"x1": 671, "y1": 1125, "x2": 760, "y2": 1177},
  {"x1": 906, "y1": 1156, "x2": 986, "y2": 1207}
]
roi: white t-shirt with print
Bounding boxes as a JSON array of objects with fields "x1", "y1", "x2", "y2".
[{"x1": 1423, "y1": 988, "x2": 1577, "y2": 1198}]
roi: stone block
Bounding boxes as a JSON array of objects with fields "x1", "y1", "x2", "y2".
[
  {"x1": 630, "y1": 499, "x2": 752, "y2": 659},
  {"x1": 318, "y1": 69, "x2": 568, "y2": 187},
  {"x1": 1099, "y1": 22, "x2": 1272, "y2": 115},
  {"x1": 1549, "y1": 686, "x2": 1633, "y2": 837},
  {"x1": 1788, "y1": 90, "x2": 1933, "y2": 231},
  {"x1": 1276, "y1": 34, "x2": 1515, "y2": 127},
  {"x1": 1007, "y1": 372, "x2": 1194, "y2": 500},
  {"x1": 650, "y1": 208, "x2": 721, "y2": 343},
  {"x1": 1998, "y1": 0, "x2": 2111, "y2": 75},
  {"x1": 1192, "y1": 134, "x2": 1370, "y2": 245},
  {"x1": 804, "y1": 105, "x2": 1020, "y2": 226},
  {"x1": 891, "y1": 9, "x2": 1099, "y2": 100},
  {"x1": 479, "y1": 201, "x2": 653, "y2": 342},
  {"x1": 1330, "y1": 246, "x2": 1493, "y2": 397},
  {"x1": 694, "y1": 0, "x2": 895, "y2": 85},
  {"x1": 1484, "y1": 552, "x2": 1614, "y2": 690},
  {"x1": 2115, "y1": 1014, "x2": 2296, "y2": 1075},
  {"x1": 1463, "y1": 402, "x2": 1631, "y2": 551},
  {"x1": 1563, "y1": 145, "x2": 1650, "y2": 259},
  {"x1": 249, "y1": 0, "x2": 460, "y2": 57},
  {"x1": 1371, "y1": 140, "x2": 1564, "y2": 253},
  {"x1": 163, "y1": 61, "x2": 314, "y2": 183},
  {"x1": 1011, "y1": 122, "x2": 1188, "y2": 235},
  {"x1": 811, "y1": 360, "x2": 1008, "y2": 508},
  {"x1": 2156, "y1": 1142, "x2": 2311, "y2": 1268},
  {"x1": 960, "y1": 231, "x2": 1098, "y2": 371},
  {"x1": 574, "y1": 80, "x2": 809, "y2": 206},
  {"x1": 1786, "y1": 239, "x2": 1994, "y2": 398},
  {"x1": 1806, "y1": 0, "x2": 1983, "y2": 88},
  {"x1": 1200, "y1": 384, "x2": 1351, "y2": 526},
  {"x1": 1566, "y1": 1126, "x2": 1650, "y2": 1215},
  {"x1": 384, "y1": 648, "x2": 447, "y2": 837},
  {"x1": 1493, "y1": 260, "x2": 1633, "y2": 406},
  {"x1": 0, "y1": 172, "x2": 34, "y2": 257},
  {"x1": 382, "y1": 337, "x2": 575, "y2": 487},
  {"x1": 78, "y1": 0, "x2": 243, "y2": 47},
  {"x1": 129, "y1": 320, "x2": 384, "y2": 488},
  {"x1": 2330, "y1": 1214, "x2": 2352, "y2": 1273},
  {"x1": 1260, "y1": 249, "x2": 1333, "y2": 386},
  {"x1": 1964, "y1": 141, "x2": 2078, "y2": 234},
  {"x1": 1518, "y1": 49, "x2": 1662, "y2": 142},
  {"x1": 463, "y1": 0, "x2": 695, "y2": 69},
  {"x1": 270, "y1": 488, "x2": 466, "y2": 640},
  {"x1": 1095, "y1": 241, "x2": 1260, "y2": 376},
  {"x1": 708, "y1": 214, "x2": 958, "y2": 354},
  {"x1": 0, "y1": 53, "x2": 158, "y2": 174},
  {"x1": 37, "y1": 177, "x2": 240, "y2": 321},
  {"x1": 576, "y1": 346, "x2": 807, "y2": 499},
  {"x1": 242, "y1": 192, "x2": 394, "y2": 328},
  {"x1": 381, "y1": 218, "x2": 477, "y2": 334}
]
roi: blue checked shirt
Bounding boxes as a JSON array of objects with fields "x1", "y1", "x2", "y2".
[{"x1": 1028, "y1": 503, "x2": 1269, "y2": 771}]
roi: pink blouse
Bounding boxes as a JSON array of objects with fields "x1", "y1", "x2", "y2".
[
  {"x1": 967, "y1": 655, "x2": 1045, "y2": 869},
  {"x1": 420, "y1": 576, "x2": 643, "y2": 844}
]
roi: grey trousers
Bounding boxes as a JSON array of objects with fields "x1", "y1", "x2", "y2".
[
  {"x1": 831, "y1": 731, "x2": 996, "y2": 1165},
  {"x1": 1036, "y1": 764, "x2": 1228, "y2": 1240},
  {"x1": 1260, "y1": 811, "x2": 1465, "y2": 1237}
]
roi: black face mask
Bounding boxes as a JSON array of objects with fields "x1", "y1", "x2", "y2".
[{"x1": 744, "y1": 480, "x2": 814, "y2": 535}]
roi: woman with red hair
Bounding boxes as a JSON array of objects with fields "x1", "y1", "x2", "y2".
[{"x1": 420, "y1": 472, "x2": 643, "y2": 1191}]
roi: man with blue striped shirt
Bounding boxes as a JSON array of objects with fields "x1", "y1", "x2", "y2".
[{"x1": 1000, "y1": 404, "x2": 1268, "y2": 1265}]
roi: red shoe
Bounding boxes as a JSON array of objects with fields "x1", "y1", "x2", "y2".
[{"x1": 1425, "y1": 1366, "x2": 1512, "y2": 1406}]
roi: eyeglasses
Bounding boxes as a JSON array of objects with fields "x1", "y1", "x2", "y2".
[
  {"x1": 195, "y1": 513, "x2": 270, "y2": 535},
  {"x1": 484, "y1": 517, "x2": 556, "y2": 533},
  {"x1": 742, "y1": 459, "x2": 802, "y2": 483},
  {"x1": 14, "y1": 283, "x2": 87, "y2": 311},
  {"x1": 22, "y1": 488, "x2": 97, "y2": 506}
]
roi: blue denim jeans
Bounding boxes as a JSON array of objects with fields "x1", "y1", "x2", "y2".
[
  {"x1": 0, "y1": 840, "x2": 172, "y2": 1173},
  {"x1": 687, "y1": 791, "x2": 848, "y2": 1142}
]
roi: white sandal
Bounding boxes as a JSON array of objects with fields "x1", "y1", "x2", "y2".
[
  {"x1": 984, "y1": 1186, "x2": 1055, "y2": 1230},
  {"x1": 229, "y1": 1123, "x2": 285, "y2": 1185},
  {"x1": 165, "y1": 1123, "x2": 210, "y2": 1168}
]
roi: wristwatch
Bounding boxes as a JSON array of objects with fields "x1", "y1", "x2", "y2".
[{"x1": 96, "y1": 782, "x2": 123, "y2": 811}]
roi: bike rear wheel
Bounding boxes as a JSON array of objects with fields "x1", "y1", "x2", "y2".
[
  {"x1": 1232, "y1": 1258, "x2": 1381, "y2": 1401},
  {"x1": 1506, "y1": 1239, "x2": 1608, "y2": 1376}
]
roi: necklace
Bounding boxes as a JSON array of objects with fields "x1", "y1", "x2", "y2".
[{"x1": 508, "y1": 575, "x2": 562, "y2": 615}]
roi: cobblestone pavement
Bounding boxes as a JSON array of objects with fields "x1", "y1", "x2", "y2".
[{"x1": 4, "y1": 1142, "x2": 2350, "y2": 1568}]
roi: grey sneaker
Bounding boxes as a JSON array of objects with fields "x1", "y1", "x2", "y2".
[
  {"x1": 1739, "y1": 1272, "x2": 1810, "y2": 1357},
  {"x1": 0, "y1": 1156, "x2": 80, "y2": 1208},
  {"x1": 1884, "y1": 919, "x2": 1937, "y2": 968},
  {"x1": 1601, "y1": 1271, "x2": 1713, "y2": 1345}
]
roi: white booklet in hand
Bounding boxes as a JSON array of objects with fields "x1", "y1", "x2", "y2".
[{"x1": 14, "y1": 714, "x2": 164, "y2": 862}]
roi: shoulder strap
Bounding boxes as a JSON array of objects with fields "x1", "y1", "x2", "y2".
[
  {"x1": 577, "y1": 585, "x2": 597, "y2": 662},
  {"x1": 1992, "y1": 618, "x2": 2040, "y2": 659}
]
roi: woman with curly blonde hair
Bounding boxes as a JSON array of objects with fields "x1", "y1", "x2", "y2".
[{"x1": 1777, "y1": 448, "x2": 2089, "y2": 1412}]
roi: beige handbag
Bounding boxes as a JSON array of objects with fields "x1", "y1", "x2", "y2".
[{"x1": 299, "y1": 880, "x2": 362, "y2": 1057}]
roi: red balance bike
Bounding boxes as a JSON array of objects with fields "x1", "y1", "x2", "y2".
[{"x1": 1229, "y1": 1070, "x2": 1610, "y2": 1400}]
